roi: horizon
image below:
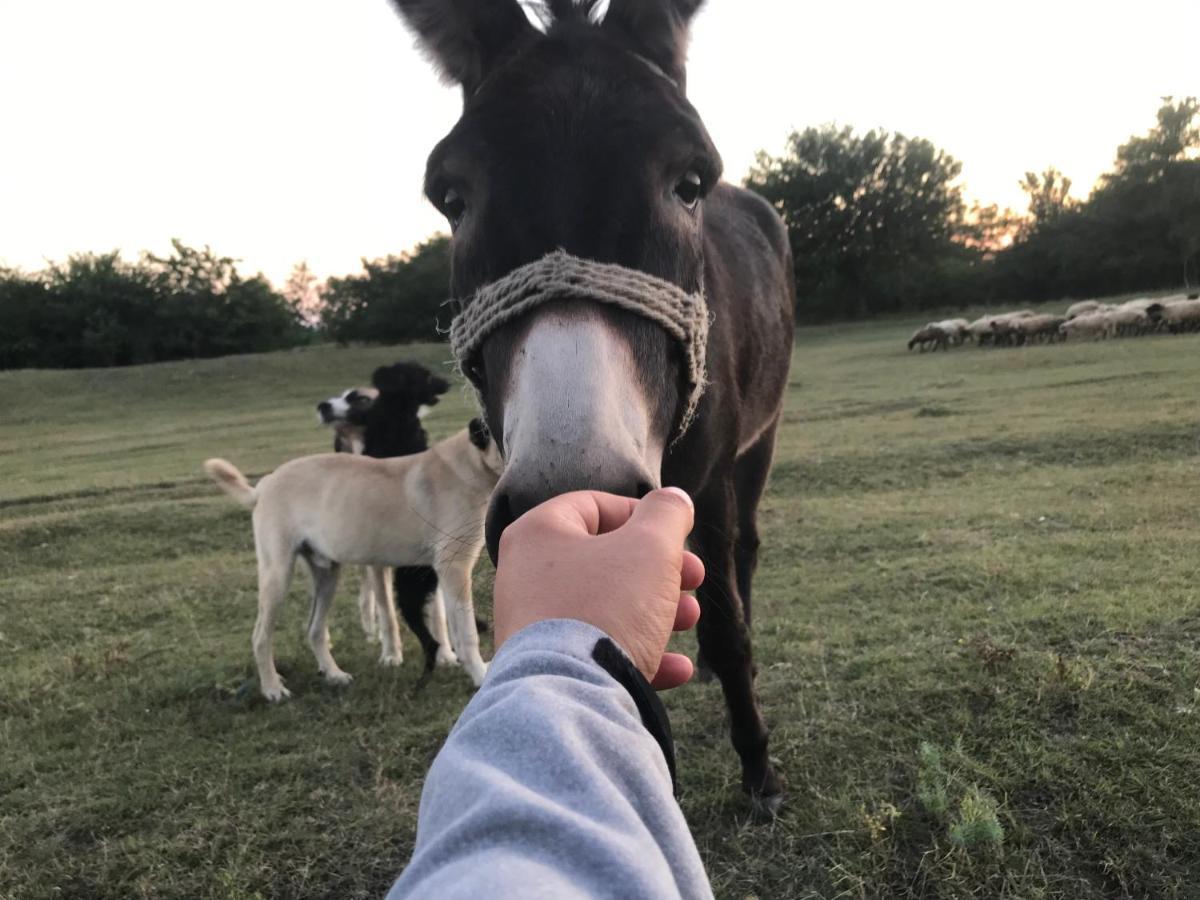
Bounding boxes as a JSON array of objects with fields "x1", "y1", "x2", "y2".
[{"x1": 2, "y1": 0, "x2": 1198, "y2": 286}]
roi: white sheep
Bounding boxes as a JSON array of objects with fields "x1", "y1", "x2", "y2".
[
  {"x1": 931, "y1": 318, "x2": 971, "y2": 346},
  {"x1": 966, "y1": 315, "x2": 997, "y2": 345},
  {"x1": 1059, "y1": 310, "x2": 1111, "y2": 341},
  {"x1": 1160, "y1": 299, "x2": 1200, "y2": 334},
  {"x1": 1065, "y1": 300, "x2": 1107, "y2": 320},
  {"x1": 1103, "y1": 306, "x2": 1150, "y2": 338},
  {"x1": 988, "y1": 310, "x2": 1037, "y2": 346},
  {"x1": 1011, "y1": 313, "x2": 1067, "y2": 344},
  {"x1": 907, "y1": 323, "x2": 951, "y2": 352}
]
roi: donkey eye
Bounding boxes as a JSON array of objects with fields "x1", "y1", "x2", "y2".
[
  {"x1": 442, "y1": 187, "x2": 466, "y2": 228},
  {"x1": 674, "y1": 170, "x2": 702, "y2": 209}
]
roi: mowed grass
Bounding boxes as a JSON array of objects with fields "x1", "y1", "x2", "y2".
[{"x1": 2, "y1": 317, "x2": 1199, "y2": 898}]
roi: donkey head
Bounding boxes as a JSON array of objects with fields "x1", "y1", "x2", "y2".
[{"x1": 392, "y1": 0, "x2": 718, "y2": 559}]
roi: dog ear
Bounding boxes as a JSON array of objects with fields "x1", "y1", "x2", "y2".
[
  {"x1": 372, "y1": 365, "x2": 405, "y2": 394},
  {"x1": 467, "y1": 418, "x2": 490, "y2": 451},
  {"x1": 373, "y1": 363, "x2": 425, "y2": 395},
  {"x1": 602, "y1": 0, "x2": 704, "y2": 89},
  {"x1": 389, "y1": 0, "x2": 538, "y2": 97},
  {"x1": 421, "y1": 373, "x2": 452, "y2": 406}
]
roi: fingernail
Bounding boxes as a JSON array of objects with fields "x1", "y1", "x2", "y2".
[{"x1": 661, "y1": 486, "x2": 693, "y2": 511}]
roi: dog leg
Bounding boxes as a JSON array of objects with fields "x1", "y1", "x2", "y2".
[
  {"x1": 373, "y1": 565, "x2": 404, "y2": 666},
  {"x1": 428, "y1": 587, "x2": 459, "y2": 667},
  {"x1": 253, "y1": 549, "x2": 295, "y2": 702},
  {"x1": 357, "y1": 566, "x2": 378, "y2": 643},
  {"x1": 439, "y1": 566, "x2": 487, "y2": 687},
  {"x1": 306, "y1": 560, "x2": 352, "y2": 686}
]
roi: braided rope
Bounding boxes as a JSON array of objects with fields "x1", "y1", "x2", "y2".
[{"x1": 449, "y1": 250, "x2": 710, "y2": 438}]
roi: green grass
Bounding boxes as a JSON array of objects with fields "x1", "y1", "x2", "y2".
[{"x1": 3, "y1": 318, "x2": 1200, "y2": 898}]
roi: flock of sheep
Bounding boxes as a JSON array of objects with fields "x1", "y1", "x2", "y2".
[{"x1": 907, "y1": 294, "x2": 1200, "y2": 352}]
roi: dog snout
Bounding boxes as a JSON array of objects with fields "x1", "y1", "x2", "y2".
[
  {"x1": 484, "y1": 465, "x2": 657, "y2": 564},
  {"x1": 316, "y1": 401, "x2": 334, "y2": 423}
]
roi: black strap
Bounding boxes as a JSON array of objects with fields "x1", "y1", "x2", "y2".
[{"x1": 591, "y1": 638, "x2": 678, "y2": 796}]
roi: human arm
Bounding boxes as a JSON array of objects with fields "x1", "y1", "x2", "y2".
[{"x1": 388, "y1": 489, "x2": 712, "y2": 899}]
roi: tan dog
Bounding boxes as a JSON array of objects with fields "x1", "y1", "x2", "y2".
[{"x1": 205, "y1": 420, "x2": 503, "y2": 700}]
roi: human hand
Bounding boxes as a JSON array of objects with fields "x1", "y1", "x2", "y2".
[{"x1": 492, "y1": 488, "x2": 704, "y2": 689}]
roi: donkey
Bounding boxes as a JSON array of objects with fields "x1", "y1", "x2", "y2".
[{"x1": 391, "y1": 0, "x2": 795, "y2": 813}]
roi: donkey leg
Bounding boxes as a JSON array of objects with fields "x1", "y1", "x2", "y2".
[
  {"x1": 732, "y1": 424, "x2": 779, "y2": 630},
  {"x1": 694, "y1": 481, "x2": 782, "y2": 814}
]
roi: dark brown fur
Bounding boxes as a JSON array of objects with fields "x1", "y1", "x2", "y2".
[{"x1": 392, "y1": 0, "x2": 795, "y2": 811}]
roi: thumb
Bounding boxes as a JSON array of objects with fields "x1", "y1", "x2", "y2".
[{"x1": 627, "y1": 487, "x2": 695, "y2": 545}]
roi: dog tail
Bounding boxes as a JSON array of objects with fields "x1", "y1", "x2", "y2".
[{"x1": 203, "y1": 458, "x2": 258, "y2": 509}]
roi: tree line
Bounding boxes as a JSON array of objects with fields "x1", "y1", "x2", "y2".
[
  {"x1": 2, "y1": 98, "x2": 1196, "y2": 368},
  {"x1": 0, "y1": 242, "x2": 306, "y2": 369},
  {"x1": 746, "y1": 96, "x2": 1200, "y2": 320}
]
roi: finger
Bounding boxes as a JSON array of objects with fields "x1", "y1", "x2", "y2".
[
  {"x1": 627, "y1": 487, "x2": 694, "y2": 546},
  {"x1": 539, "y1": 491, "x2": 639, "y2": 536},
  {"x1": 680, "y1": 550, "x2": 704, "y2": 591},
  {"x1": 650, "y1": 652, "x2": 694, "y2": 690},
  {"x1": 674, "y1": 592, "x2": 701, "y2": 631}
]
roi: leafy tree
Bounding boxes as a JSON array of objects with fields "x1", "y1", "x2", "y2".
[
  {"x1": 957, "y1": 202, "x2": 1020, "y2": 254},
  {"x1": 1020, "y1": 167, "x2": 1074, "y2": 230},
  {"x1": 321, "y1": 234, "x2": 451, "y2": 344},
  {"x1": 746, "y1": 125, "x2": 974, "y2": 319},
  {"x1": 1108, "y1": 96, "x2": 1200, "y2": 182},
  {"x1": 997, "y1": 97, "x2": 1200, "y2": 299},
  {"x1": 283, "y1": 260, "x2": 325, "y2": 327},
  {"x1": 0, "y1": 241, "x2": 304, "y2": 370}
]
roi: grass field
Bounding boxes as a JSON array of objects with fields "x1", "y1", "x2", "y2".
[{"x1": 3, "y1": 311, "x2": 1200, "y2": 899}]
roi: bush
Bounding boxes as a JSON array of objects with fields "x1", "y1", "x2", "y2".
[
  {"x1": 0, "y1": 242, "x2": 306, "y2": 370},
  {"x1": 321, "y1": 235, "x2": 451, "y2": 345}
]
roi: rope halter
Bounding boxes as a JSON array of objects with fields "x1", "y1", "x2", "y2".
[{"x1": 449, "y1": 250, "x2": 710, "y2": 439}]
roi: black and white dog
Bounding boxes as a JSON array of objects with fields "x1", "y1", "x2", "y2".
[
  {"x1": 316, "y1": 386, "x2": 379, "y2": 455},
  {"x1": 317, "y1": 363, "x2": 481, "y2": 674}
]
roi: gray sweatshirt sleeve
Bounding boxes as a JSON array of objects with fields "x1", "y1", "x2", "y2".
[{"x1": 387, "y1": 618, "x2": 713, "y2": 900}]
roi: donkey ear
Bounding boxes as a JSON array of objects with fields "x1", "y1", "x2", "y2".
[
  {"x1": 390, "y1": 0, "x2": 538, "y2": 95},
  {"x1": 602, "y1": 0, "x2": 705, "y2": 89}
]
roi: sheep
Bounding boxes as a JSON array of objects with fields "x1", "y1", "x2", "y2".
[
  {"x1": 1159, "y1": 299, "x2": 1200, "y2": 334},
  {"x1": 967, "y1": 315, "x2": 998, "y2": 345},
  {"x1": 1065, "y1": 300, "x2": 1106, "y2": 320},
  {"x1": 1103, "y1": 305, "x2": 1150, "y2": 338},
  {"x1": 931, "y1": 318, "x2": 971, "y2": 346},
  {"x1": 1116, "y1": 297, "x2": 1178, "y2": 315},
  {"x1": 1010, "y1": 313, "x2": 1067, "y2": 345},
  {"x1": 907, "y1": 323, "x2": 951, "y2": 352},
  {"x1": 1059, "y1": 310, "x2": 1112, "y2": 341},
  {"x1": 986, "y1": 310, "x2": 1037, "y2": 346}
]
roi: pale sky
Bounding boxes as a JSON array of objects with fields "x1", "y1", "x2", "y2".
[{"x1": 2, "y1": 1, "x2": 1197, "y2": 286}]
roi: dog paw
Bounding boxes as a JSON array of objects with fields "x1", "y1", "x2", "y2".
[
  {"x1": 323, "y1": 669, "x2": 354, "y2": 686},
  {"x1": 378, "y1": 651, "x2": 404, "y2": 667},
  {"x1": 435, "y1": 648, "x2": 460, "y2": 668},
  {"x1": 262, "y1": 683, "x2": 292, "y2": 702},
  {"x1": 467, "y1": 662, "x2": 488, "y2": 687}
]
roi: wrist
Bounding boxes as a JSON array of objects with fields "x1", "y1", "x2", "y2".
[{"x1": 488, "y1": 618, "x2": 679, "y2": 795}]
